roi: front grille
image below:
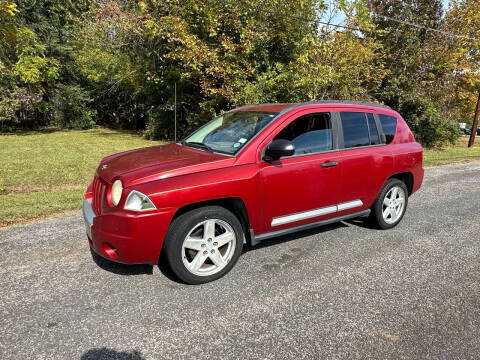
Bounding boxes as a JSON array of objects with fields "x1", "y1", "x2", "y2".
[{"x1": 92, "y1": 176, "x2": 106, "y2": 215}]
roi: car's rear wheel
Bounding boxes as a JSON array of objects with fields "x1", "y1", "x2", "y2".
[
  {"x1": 163, "y1": 206, "x2": 244, "y2": 284},
  {"x1": 371, "y1": 178, "x2": 408, "y2": 229}
]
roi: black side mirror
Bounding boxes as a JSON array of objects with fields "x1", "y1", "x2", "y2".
[{"x1": 264, "y1": 139, "x2": 295, "y2": 161}]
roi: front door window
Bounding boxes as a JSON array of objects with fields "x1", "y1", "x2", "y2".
[{"x1": 274, "y1": 113, "x2": 333, "y2": 155}]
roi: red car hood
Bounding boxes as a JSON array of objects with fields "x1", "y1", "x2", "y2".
[{"x1": 97, "y1": 143, "x2": 233, "y2": 187}]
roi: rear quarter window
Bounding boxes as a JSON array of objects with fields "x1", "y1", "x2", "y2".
[{"x1": 378, "y1": 114, "x2": 397, "y2": 144}]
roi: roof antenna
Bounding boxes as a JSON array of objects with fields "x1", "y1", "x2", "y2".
[{"x1": 174, "y1": 81, "x2": 177, "y2": 143}]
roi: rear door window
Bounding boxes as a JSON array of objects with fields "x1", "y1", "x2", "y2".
[
  {"x1": 274, "y1": 113, "x2": 332, "y2": 155},
  {"x1": 378, "y1": 114, "x2": 397, "y2": 144},
  {"x1": 340, "y1": 112, "x2": 370, "y2": 148}
]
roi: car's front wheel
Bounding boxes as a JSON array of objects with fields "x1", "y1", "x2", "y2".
[
  {"x1": 371, "y1": 178, "x2": 409, "y2": 229},
  {"x1": 163, "y1": 206, "x2": 244, "y2": 284}
]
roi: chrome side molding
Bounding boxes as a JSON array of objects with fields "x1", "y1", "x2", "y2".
[
  {"x1": 271, "y1": 199, "x2": 364, "y2": 227},
  {"x1": 250, "y1": 209, "x2": 371, "y2": 245},
  {"x1": 337, "y1": 199, "x2": 363, "y2": 211}
]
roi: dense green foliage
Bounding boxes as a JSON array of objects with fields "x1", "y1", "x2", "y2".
[{"x1": 1, "y1": 0, "x2": 479, "y2": 147}]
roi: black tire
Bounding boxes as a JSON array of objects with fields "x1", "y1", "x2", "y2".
[
  {"x1": 162, "y1": 206, "x2": 244, "y2": 284},
  {"x1": 371, "y1": 178, "x2": 409, "y2": 229}
]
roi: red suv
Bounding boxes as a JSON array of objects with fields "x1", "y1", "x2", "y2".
[{"x1": 83, "y1": 101, "x2": 423, "y2": 284}]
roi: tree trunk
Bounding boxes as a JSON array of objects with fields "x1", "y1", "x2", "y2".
[{"x1": 468, "y1": 90, "x2": 480, "y2": 148}]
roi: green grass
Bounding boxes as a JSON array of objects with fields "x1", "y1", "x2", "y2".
[
  {"x1": 0, "y1": 188, "x2": 85, "y2": 224},
  {"x1": 1, "y1": 128, "x2": 480, "y2": 226},
  {"x1": 423, "y1": 136, "x2": 480, "y2": 167},
  {"x1": 0, "y1": 127, "x2": 163, "y2": 226}
]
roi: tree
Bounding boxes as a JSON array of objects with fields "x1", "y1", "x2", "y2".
[
  {"x1": 444, "y1": 0, "x2": 480, "y2": 145},
  {"x1": 0, "y1": 0, "x2": 93, "y2": 130},
  {"x1": 1, "y1": 0, "x2": 475, "y2": 147},
  {"x1": 72, "y1": 0, "x2": 383, "y2": 139},
  {"x1": 366, "y1": 0, "x2": 460, "y2": 143}
]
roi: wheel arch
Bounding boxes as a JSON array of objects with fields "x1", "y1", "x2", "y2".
[
  {"x1": 388, "y1": 172, "x2": 414, "y2": 195},
  {"x1": 169, "y1": 197, "x2": 252, "y2": 242}
]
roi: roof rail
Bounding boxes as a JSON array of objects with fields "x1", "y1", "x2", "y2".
[
  {"x1": 274, "y1": 100, "x2": 393, "y2": 117},
  {"x1": 230, "y1": 100, "x2": 393, "y2": 117},
  {"x1": 302, "y1": 100, "x2": 392, "y2": 110},
  {"x1": 314, "y1": 100, "x2": 391, "y2": 109}
]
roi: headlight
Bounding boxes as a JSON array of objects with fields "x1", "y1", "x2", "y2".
[
  {"x1": 111, "y1": 180, "x2": 123, "y2": 206},
  {"x1": 124, "y1": 190, "x2": 157, "y2": 211}
]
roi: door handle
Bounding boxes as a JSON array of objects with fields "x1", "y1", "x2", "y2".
[{"x1": 321, "y1": 161, "x2": 338, "y2": 168}]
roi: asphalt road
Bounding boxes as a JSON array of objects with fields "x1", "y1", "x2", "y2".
[{"x1": 1, "y1": 162, "x2": 479, "y2": 360}]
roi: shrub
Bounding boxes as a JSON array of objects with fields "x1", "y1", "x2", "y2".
[
  {"x1": 53, "y1": 84, "x2": 96, "y2": 129},
  {"x1": 415, "y1": 103, "x2": 461, "y2": 148},
  {"x1": 144, "y1": 108, "x2": 172, "y2": 140}
]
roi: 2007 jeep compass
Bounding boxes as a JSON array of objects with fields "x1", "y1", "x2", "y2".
[{"x1": 83, "y1": 101, "x2": 424, "y2": 284}]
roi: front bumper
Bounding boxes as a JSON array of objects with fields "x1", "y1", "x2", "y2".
[
  {"x1": 83, "y1": 199, "x2": 94, "y2": 239},
  {"x1": 82, "y1": 199, "x2": 175, "y2": 265}
]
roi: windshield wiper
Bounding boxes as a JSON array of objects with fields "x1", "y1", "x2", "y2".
[{"x1": 182, "y1": 141, "x2": 213, "y2": 152}]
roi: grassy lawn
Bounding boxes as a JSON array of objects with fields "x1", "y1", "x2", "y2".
[
  {"x1": 0, "y1": 127, "x2": 163, "y2": 226},
  {"x1": 423, "y1": 136, "x2": 480, "y2": 167},
  {"x1": 1, "y1": 129, "x2": 479, "y2": 227}
]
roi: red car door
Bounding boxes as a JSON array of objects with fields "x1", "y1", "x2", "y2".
[
  {"x1": 335, "y1": 111, "x2": 393, "y2": 214},
  {"x1": 257, "y1": 108, "x2": 341, "y2": 234}
]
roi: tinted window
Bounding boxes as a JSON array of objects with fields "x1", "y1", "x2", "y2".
[
  {"x1": 274, "y1": 113, "x2": 332, "y2": 155},
  {"x1": 184, "y1": 111, "x2": 278, "y2": 154},
  {"x1": 367, "y1": 113, "x2": 380, "y2": 145},
  {"x1": 340, "y1": 112, "x2": 370, "y2": 148},
  {"x1": 379, "y1": 114, "x2": 397, "y2": 144}
]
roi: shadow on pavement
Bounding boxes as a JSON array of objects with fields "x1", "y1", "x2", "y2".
[
  {"x1": 90, "y1": 218, "x2": 370, "y2": 282},
  {"x1": 90, "y1": 249, "x2": 153, "y2": 276},
  {"x1": 345, "y1": 217, "x2": 380, "y2": 230},
  {"x1": 157, "y1": 251, "x2": 186, "y2": 284},
  {"x1": 81, "y1": 348, "x2": 144, "y2": 360},
  {"x1": 89, "y1": 247, "x2": 183, "y2": 284},
  {"x1": 243, "y1": 221, "x2": 350, "y2": 253}
]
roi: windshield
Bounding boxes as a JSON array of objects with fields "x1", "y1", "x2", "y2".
[{"x1": 183, "y1": 111, "x2": 278, "y2": 155}]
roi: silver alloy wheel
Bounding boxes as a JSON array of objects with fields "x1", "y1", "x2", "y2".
[
  {"x1": 382, "y1": 185, "x2": 406, "y2": 224},
  {"x1": 181, "y1": 219, "x2": 236, "y2": 277}
]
